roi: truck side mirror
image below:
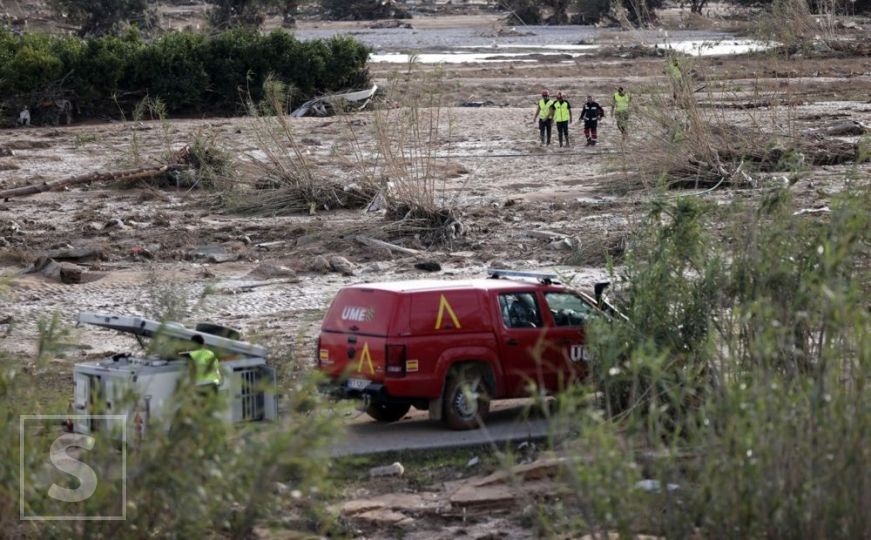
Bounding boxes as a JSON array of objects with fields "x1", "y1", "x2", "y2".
[{"x1": 594, "y1": 282, "x2": 610, "y2": 308}]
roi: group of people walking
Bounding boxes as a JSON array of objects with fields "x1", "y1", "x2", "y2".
[{"x1": 532, "y1": 87, "x2": 631, "y2": 147}]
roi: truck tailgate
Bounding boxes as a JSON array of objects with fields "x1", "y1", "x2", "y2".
[{"x1": 319, "y1": 331, "x2": 387, "y2": 383}]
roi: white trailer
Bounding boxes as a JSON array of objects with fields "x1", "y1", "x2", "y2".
[{"x1": 72, "y1": 313, "x2": 278, "y2": 440}]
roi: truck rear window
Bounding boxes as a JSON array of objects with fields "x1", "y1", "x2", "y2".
[{"x1": 322, "y1": 288, "x2": 397, "y2": 336}]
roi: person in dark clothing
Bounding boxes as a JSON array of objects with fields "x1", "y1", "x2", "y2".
[
  {"x1": 532, "y1": 89, "x2": 554, "y2": 145},
  {"x1": 552, "y1": 92, "x2": 572, "y2": 148},
  {"x1": 580, "y1": 96, "x2": 605, "y2": 146}
]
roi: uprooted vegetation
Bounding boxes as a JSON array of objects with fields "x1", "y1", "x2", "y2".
[
  {"x1": 621, "y1": 57, "x2": 864, "y2": 191},
  {"x1": 215, "y1": 68, "x2": 469, "y2": 248}
]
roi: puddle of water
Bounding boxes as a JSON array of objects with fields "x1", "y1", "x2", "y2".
[
  {"x1": 657, "y1": 39, "x2": 773, "y2": 56},
  {"x1": 369, "y1": 51, "x2": 586, "y2": 64},
  {"x1": 369, "y1": 39, "x2": 772, "y2": 64}
]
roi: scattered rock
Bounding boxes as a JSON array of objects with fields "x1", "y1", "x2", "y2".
[
  {"x1": 527, "y1": 230, "x2": 567, "y2": 241},
  {"x1": 549, "y1": 238, "x2": 575, "y2": 251},
  {"x1": 467, "y1": 456, "x2": 480, "y2": 467},
  {"x1": 822, "y1": 120, "x2": 866, "y2": 137},
  {"x1": 59, "y1": 264, "x2": 84, "y2": 284},
  {"x1": 274, "y1": 482, "x2": 290, "y2": 495},
  {"x1": 191, "y1": 244, "x2": 240, "y2": 264},
  {"x1": 414, "y1": 260, "x2": 442, "y2": 272},
  {"x1": 310, "y1": 255, "x2": 331, "y2": 274},
  {"x1": 246, "y1": 263, "x2": 297, "y2": 280},
  {"x1": 355, "y1": 508, "x2": 414, "y2": 527},
  {"x1": 329, "y1": 255, "x2": 356, "y2": 276},
  {"x1": 363, "y1": 261, "x2": 391, "y2": 274},
  {"x1": 25, "y1": 257, "x2": 86, "y2": 284},
  {"x1": 103, "y1": 218, "x2": 125, "y2": 230},
  {"x1": 634, "y1": 479, "x2": 680, "y2": 493},
  {"x1": 369, "y1": 462, "x2": 405, "y2": 478},
  {"x1": 43, "y1": 244, "x2": 104, "y2": 262}
]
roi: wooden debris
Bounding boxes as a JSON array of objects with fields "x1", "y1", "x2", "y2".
[
  {"x1": 355, "y1": 235, "x2": 422, "y2": 256},
  {"x1": 0, "y1": 147, "x2": 191, "y2": 200}
]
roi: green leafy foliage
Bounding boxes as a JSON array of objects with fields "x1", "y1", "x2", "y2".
[
  {"x1": 48, "y1": 0, "x2": 157, "y2": 37},
  {"x1": 205, "y1": 0, "x2": 285, "y2": 29},
  {"x1": 548, "y1": 186, "x2": 869, "y2": 537},
  {"x1": 0, "y1": 28, "x2": 371, "y2": 120},
  {"x1": 319, "y1": 0, "x2": 411, "y2": 20}
]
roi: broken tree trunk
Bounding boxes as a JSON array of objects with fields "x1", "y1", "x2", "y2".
[
  {"x1": 355, "y1": 235, "x2": 422, "y2": 256},
  {"x1": 0, "y1": 147, "x2": 190, "y2": 200}
]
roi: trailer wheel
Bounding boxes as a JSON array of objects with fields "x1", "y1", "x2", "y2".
[
  {"x1": 366, "y1": 402, "x2": 411, "y2": 423},
  {"x1": 443, "y1": 365, "x2": 491, "y2": 430}
]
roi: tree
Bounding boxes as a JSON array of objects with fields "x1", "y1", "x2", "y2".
[
  {"x1": 319, "y1": 0, "x2": 411, "y2": 20},
  {"x1": 205, "y1": 0, "x2": 285, "y2": 29},
  {"x1": 49, "y1": 0, "x2": 157, "y2": 37}
]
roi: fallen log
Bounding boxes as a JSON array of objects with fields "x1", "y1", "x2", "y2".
[
  {"x1": 355, "y1": 235, "x2": 421, "y2": 256},
  {"x1": 0, "y1": 147, "x2": 190, "y2": 200}
]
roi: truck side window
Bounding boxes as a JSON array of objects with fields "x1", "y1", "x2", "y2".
[
  {"x1": 545, "y1": 293, "x2": 596, "y2": 327},
  {"x1": 498, "y1": 293, "x2": 543, "y2": 328}
]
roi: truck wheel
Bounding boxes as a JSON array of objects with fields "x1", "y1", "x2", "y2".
[
  {"x1": 366, "y1": 402, "x2": 411, "y2": 423},
  {"x1": 443, "y1": 366, "x2": 491, "y2": 430}
]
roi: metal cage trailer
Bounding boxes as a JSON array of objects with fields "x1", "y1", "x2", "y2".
[{"x1": 72, "y1": 313, "x2": 278, "y2": 440}]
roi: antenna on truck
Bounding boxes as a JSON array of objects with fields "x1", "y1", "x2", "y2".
[{"x1": 487, "y1": 269, "x2": 559, "y2": 285}]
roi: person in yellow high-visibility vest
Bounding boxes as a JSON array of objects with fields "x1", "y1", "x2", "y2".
[
  {"x1": 187, "y1": 334, "x2": 222, "y2": 395},
  {"x1": 531, "y1": 89, "x2": 555, "y2": 146},
  {"x1": 552, "y1": 92, "x2": 573, "y2": 148},
  {"x1": 610, "y1": 86, "x2": 631, "y2": 141}
]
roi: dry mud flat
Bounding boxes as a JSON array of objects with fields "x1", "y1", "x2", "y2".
[{"x1": 0, "y1": 14, "x2": 870, "y2": 540}]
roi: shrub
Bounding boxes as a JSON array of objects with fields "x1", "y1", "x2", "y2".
[
  {"x1": 545, "y1": 186, "x2": 869, "y2": 537},
  {"x1": 48, "y1": 0, "x2": 158, "y2": 37},
  {"x1": 319, "y1": 0, "x2": 411, "y2": 21},
  {"x1": 205, "y1": 0, "x2": 285, "y2": 29},
  {"x1": 0, "y1": 28, "x2": 371, "y2": 121}
]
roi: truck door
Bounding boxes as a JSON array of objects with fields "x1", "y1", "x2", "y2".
[
  {"x1": 540, "y1": 291, "x2": 597, "y2": 391},
  {"x1": 495, "y1": 291, "x2": 550, "y2": 396}
]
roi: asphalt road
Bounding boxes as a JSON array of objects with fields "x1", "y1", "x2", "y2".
[{"x1": 330, "y1": 399, "x2": 552, "y2": 457}]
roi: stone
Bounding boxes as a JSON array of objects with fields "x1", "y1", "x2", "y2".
[
  {"x1": 329, "y1": 255, "x2": 356, "y2": 276},
  {"x1": 414, "y1": 260, "x2": 442, "y2": 272},
  {"x1": 310, "y1": 255, "x2": 331, "y2": 274},
  {"x1": 368, "y1": 462, "x2": 404, "y2": 478},
  {"x1": 247, "y1": 263, "x2": 297, "y2": 279},
  {"x1": 528, "y1": 230, "x2": 567, "y2": 241}
]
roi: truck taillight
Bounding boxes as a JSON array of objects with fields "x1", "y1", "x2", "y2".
[
  {"x1": 316, "y1": 337, "x2": 322, "y2": 367},
  {"x1": 385, "y1": 345, "x2": 407, "y2": 377}
]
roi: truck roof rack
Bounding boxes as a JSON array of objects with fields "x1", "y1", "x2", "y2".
[
  {"x1": 77, "y1": 313, "x2": 267, "y2": 358},
  {"x1": 487, "y1": 269, "x2": 559, "y2": 285}
]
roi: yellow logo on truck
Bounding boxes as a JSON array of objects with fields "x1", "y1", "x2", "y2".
[
  {"x1": 435, "y1": 295, "x2": 462, "y2": 330},
  {"x1": 356, "y1": 342, "x2": 375, "y2": 374}
]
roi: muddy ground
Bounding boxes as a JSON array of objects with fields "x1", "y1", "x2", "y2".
[{"x1": 1, "y1": 7, "x2": 870, "y2": 538}]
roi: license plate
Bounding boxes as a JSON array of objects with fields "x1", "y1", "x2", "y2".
[{"x1": 347, "y1": 378, "x2": 370, "y2": 390}]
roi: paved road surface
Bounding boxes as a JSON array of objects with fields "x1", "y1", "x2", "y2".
[{"x1": 331, "y1": 399, "x2": 552, "y2": 456}]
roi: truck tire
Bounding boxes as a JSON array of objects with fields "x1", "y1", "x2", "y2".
[
  {"x1": 366, "y1": 402, "x2": 411, "y2": 423},
  {"x1": 443, "y1": 365, "x2": 491, "y2": 430}
]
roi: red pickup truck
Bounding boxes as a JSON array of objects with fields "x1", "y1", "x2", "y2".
[{"x1": 317, "y1": 270, "x2": 606, "y2": 429}]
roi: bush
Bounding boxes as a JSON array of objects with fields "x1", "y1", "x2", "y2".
[
  {"x1": 206, "y1": 0, "x2": 285, "y2": 29},
  {"x1": 48, "y1": 0, "x2": 158, "y2": 37},
  {"x1": 545, "y1": 187, "x2": 870, "y2": 537},
  {"x1": 319, "y1": 0, "x2": 411, "y2": 20},
  {"x1": 0, "y1": 28, "x2": 371, "y2": 121}
]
